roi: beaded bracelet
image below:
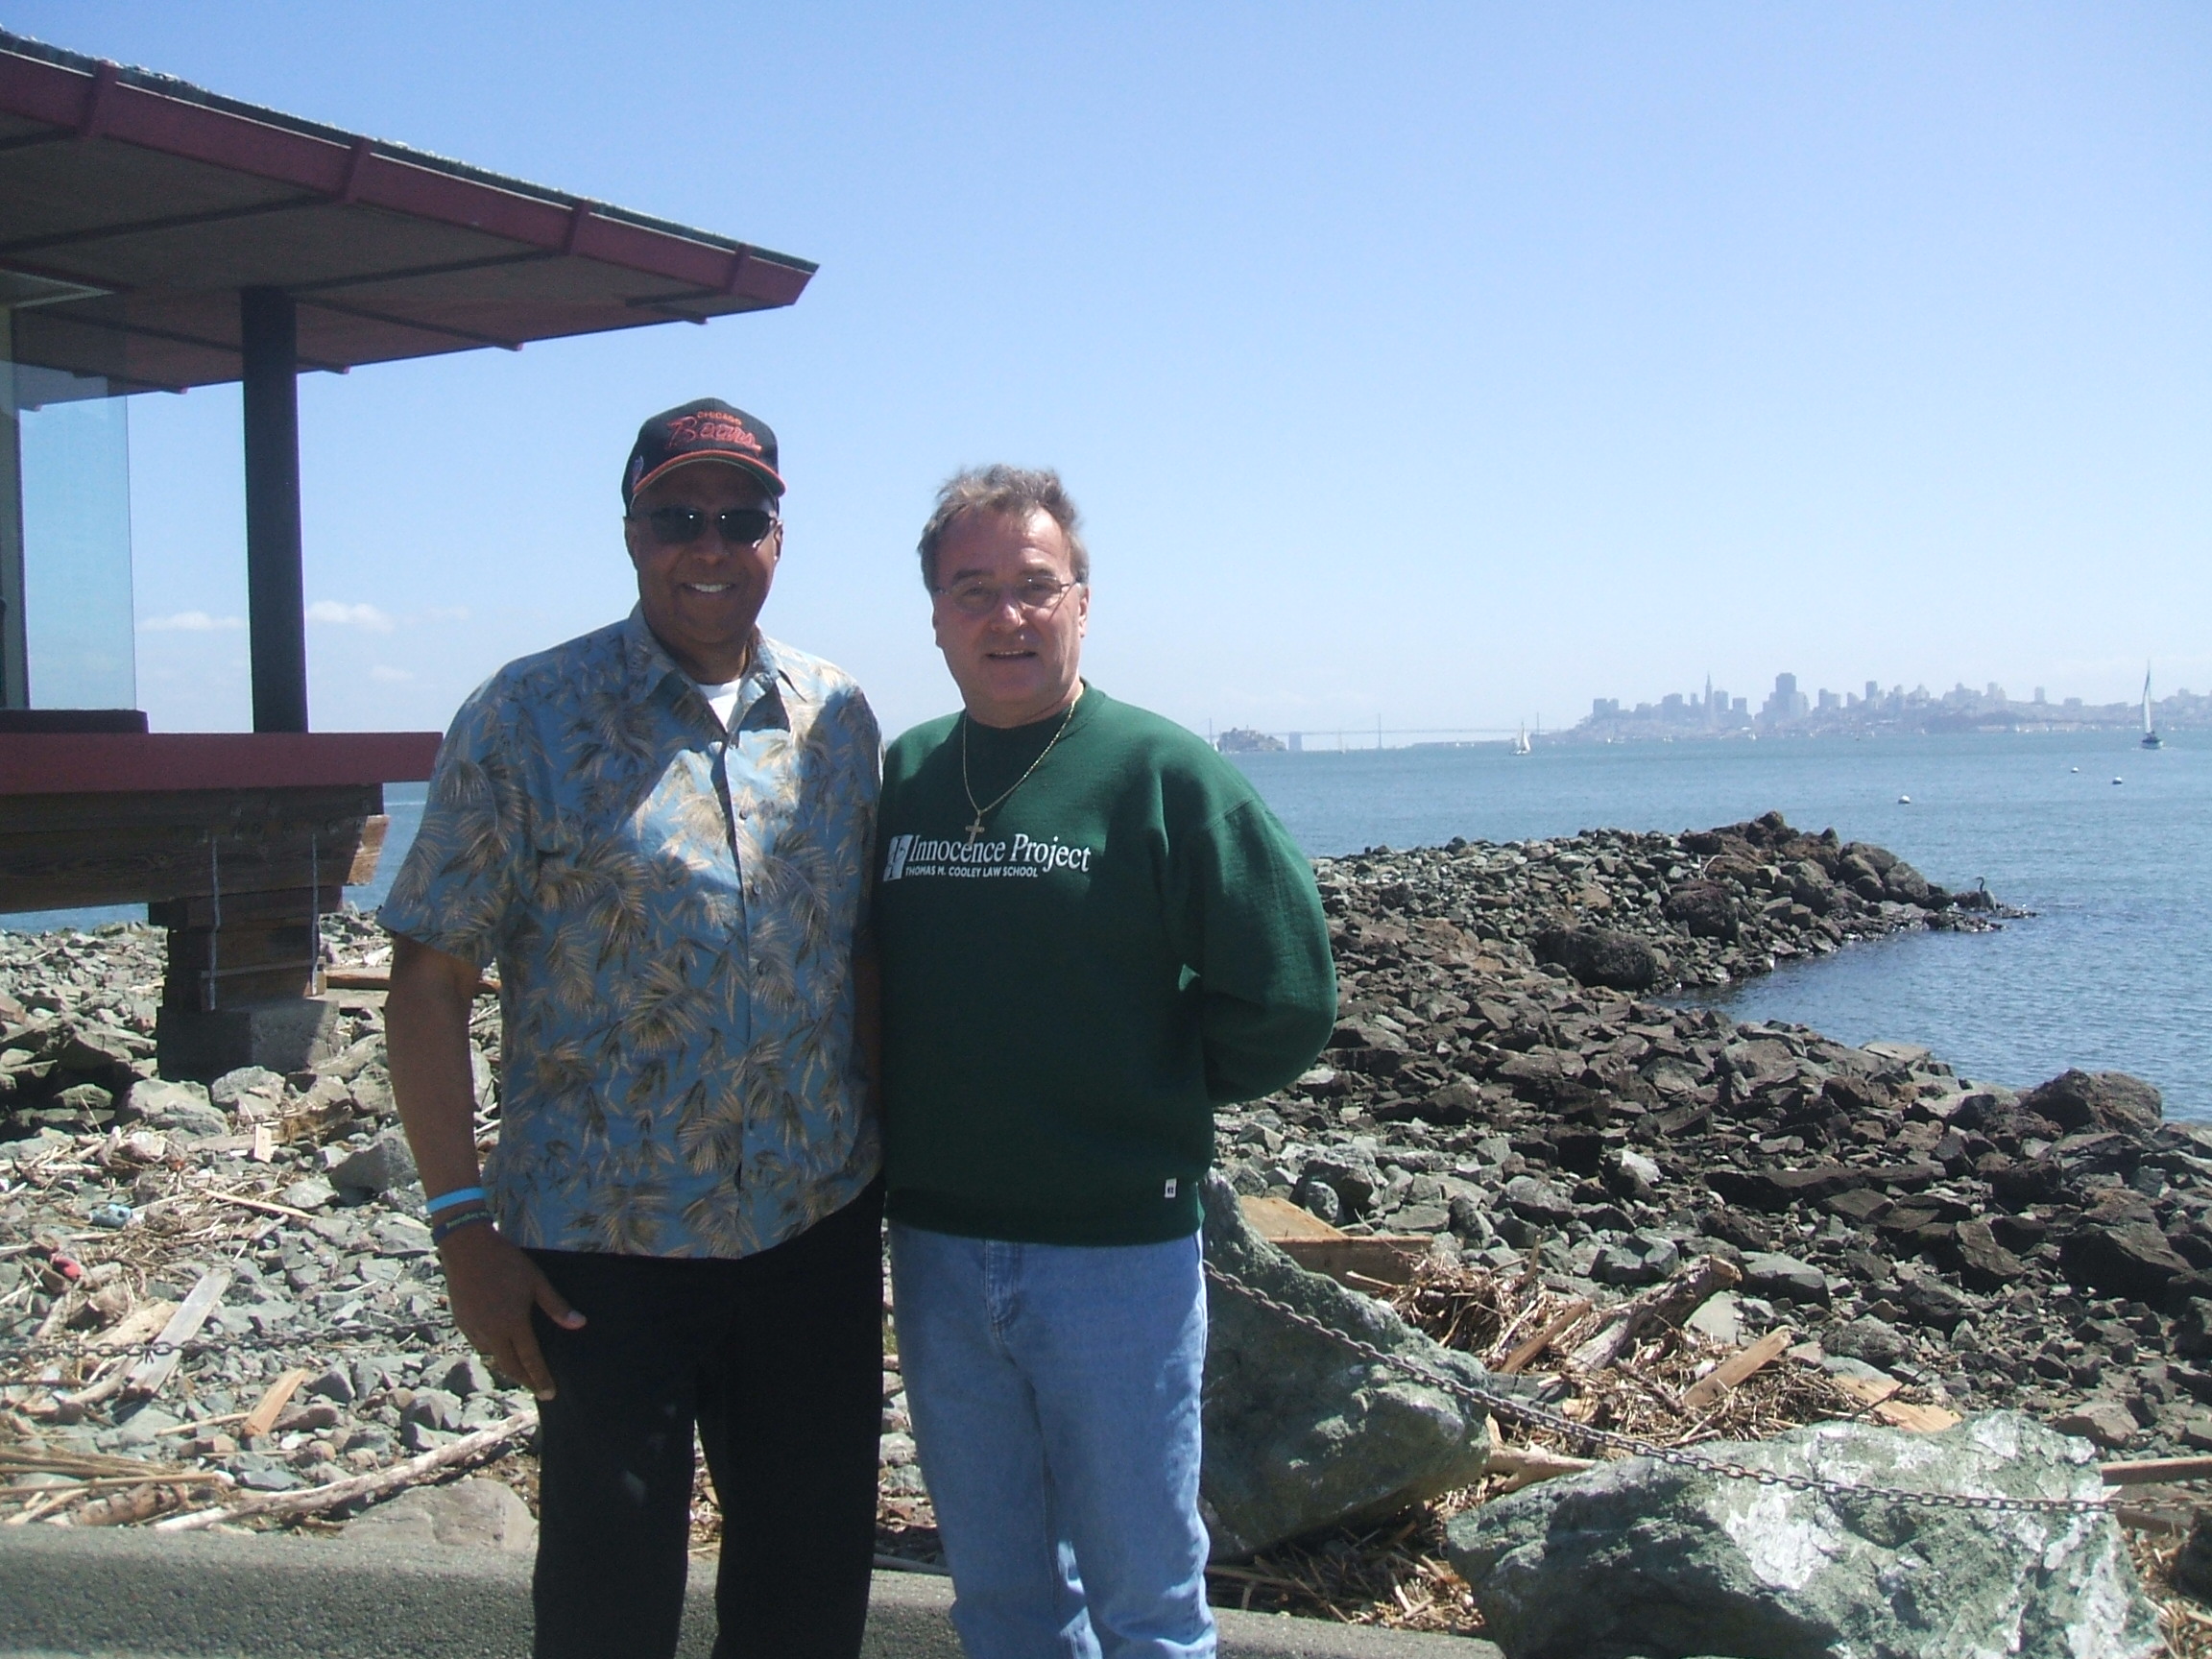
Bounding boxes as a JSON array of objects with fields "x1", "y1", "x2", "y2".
[
  {"x1": 424, "y1": 1186, "x2": 488, "y2": 1215},
  {"x1": 430, "y1": 1206, "x2": 494, "y2": 1246}
]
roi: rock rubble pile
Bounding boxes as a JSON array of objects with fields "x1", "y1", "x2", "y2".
[
  {"x1": 1212, "y1": 814, "x2": 2211, "y2": 1464},
  {"x1": 0, "y1": 916, "x2": 545, "y2": 1505},
  {"x1": 0, "y1": 809, "x2": 2200, "y2": 1568}
]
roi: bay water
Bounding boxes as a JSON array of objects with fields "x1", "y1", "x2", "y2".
[
  {"x1": 1227, "y1": 730, "x2": 2209, "y2": 1119},
  {"x1": 10, "y1": 730, "x2": 2204, "y2": 1119}
]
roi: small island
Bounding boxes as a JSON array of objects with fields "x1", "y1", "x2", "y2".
[{"x1": 1215, "y1": 727, "x2": 1286, "y2": 754}]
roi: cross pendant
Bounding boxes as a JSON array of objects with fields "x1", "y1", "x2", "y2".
[{"x1": 964, "y1": 815, "x2": 988, "y2": 845}]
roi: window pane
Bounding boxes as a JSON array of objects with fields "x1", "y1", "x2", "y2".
[{"x1": 11, "y1": 357, "x2": 134, "y2": 709}]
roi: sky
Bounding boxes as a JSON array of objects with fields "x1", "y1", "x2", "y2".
[{"x1": 12, "y1": 2, "x2": 2210, "y2": 742}]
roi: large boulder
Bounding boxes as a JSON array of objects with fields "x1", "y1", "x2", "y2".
[
  {"x1": 328, "y1": 1130, "x2": 420, "y2": 1197},
  {"x1": 1532, "y1": 927, "x2": 1663, "y2": 993},
  {"x1": 2059, "y1": 1218, "x2": 2194, "y2": 1306},
  {"x1": 1197, "y1": 1173, "x2": 1493, "y2": 1559},
  {"x1": 342, "y1": 1478, "x2": 535, "y2": 1551},
  {"x1": 1662, "y1": 880, "x2": 1739, "y2": 941},
  {"x1": 1881, "y1": 860, "x2": 1936, "y2": 905},
  {"x1": 1445, "y1": 1413, "x2": 2158, "y2": 1659},
  {"x1": 2020, "y1": 1070, "x2": 2163, "y2": 1135}
]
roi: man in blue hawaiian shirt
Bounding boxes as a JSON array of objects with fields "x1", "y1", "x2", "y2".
[{"x1": 380, "y1": 399, "x2": 883, "y2": 1659}]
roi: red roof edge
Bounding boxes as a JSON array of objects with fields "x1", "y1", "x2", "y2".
[{"x1": 0, "y1": 39, "x2": 814, "y2": 307}]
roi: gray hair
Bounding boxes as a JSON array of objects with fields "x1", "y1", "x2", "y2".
[{"x1": 917, "y1": 466, "x2": 1090, "y2": 590}]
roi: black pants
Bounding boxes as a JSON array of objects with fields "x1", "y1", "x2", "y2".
[{"x1": 528, "y1": 1181, "x2": 884, "y2": 1659}]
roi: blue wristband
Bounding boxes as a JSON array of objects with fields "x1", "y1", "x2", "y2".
[{"x1": 424, "y1": 1186, "x2": 487, "y2": 1214}]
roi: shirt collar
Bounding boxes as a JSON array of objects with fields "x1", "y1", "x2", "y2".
[{"x1": 618, "y1": 606, "x2": 805, "y2": 727}]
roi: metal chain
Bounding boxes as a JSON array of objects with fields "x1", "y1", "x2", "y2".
[
  {"x1": 1202, "y1": 1260, "x2": 2116, "y2": 1517},
  {"x1": 0, "y1": 1310, "x2": 453, "y2": 1385}
]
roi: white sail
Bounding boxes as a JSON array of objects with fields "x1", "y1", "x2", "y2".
[{"x1": 2143, "y1": 665, "x2": 2154, "y2": 735}]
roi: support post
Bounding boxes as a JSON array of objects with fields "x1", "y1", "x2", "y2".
[{"x1": 241, "y1": 287, "x2": 307, "y2": 733}]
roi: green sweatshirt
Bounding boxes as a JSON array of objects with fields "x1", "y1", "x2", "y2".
[{"x1": 876, "y1": 686, "x2": 1336, "y2": 1245}]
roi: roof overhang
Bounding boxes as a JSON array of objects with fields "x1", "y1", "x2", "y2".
[{"x1": 0, "y1": 30, "x2": 817, "y2": 396}]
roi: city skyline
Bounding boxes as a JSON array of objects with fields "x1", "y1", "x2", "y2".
[
  {"x1": 1209, "y1": 665, "x2": 2205, "y2": 752},
  {"x1": 1578, "y1": 665, "x2": 2205, "y2": 740}
]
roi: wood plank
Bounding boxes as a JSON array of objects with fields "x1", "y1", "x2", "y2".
[
  {"x1": 0, "y1": 733, "x2": 438, "y2": 796},
  {"x1": 1871, "y1": 1401, "x2": 1961, "y2": 1433},
  {"x1": 1829, "y1": 1373, "x2": 1904, "y2": 1409},
  {"x1": 1497, "y1": 1298, "x2": 1592, "y2": 1375},
  {"x1": 1239, "y1": 1194, "x2": 1346, "y2": 1241},
  {"x1": 168, "y1": 923, "x2": 320, "y2": 974},
  {"x1": 1679, "y1": 1328, "x2": 1794, "y2": 1412},
  {"x1": 0, "y1": 784, "x2": 382, "y2": 834},
  {"x1": 2103, "y1": 1455, "x2": 2212, "y2": 1487},
  {"x1": 0, "y1": 811, "x2": 385, "y2": 866},
  {"x1": 153, "y1": 885, "x2": 345, "y2": 930},
  {"x1": 90, "y1": 1300, "x2": 178, "y2": 1353},
  {"x1": 123, "y1": 1268, "x2": 228, "y2": 1401},
  {"x1": 1567, "y1": 1254, "x2": 1743, "y2": 1373},
  {"x1": 166, "y1": 953, "x2": 324, "y2": 1011},
  {"x1": 242, "y1": 1368, "x2": 312, "y2": 1440},
  {"x1": 1488, "y1": 1445, "x2": 1598, "y2": 1495},
  {"x1": 0, "y1": 814, "x2": 384, "y2": 910},
  {"x1": 1276, "y1": 1236, "x2": 1432, "y2": 1288}
]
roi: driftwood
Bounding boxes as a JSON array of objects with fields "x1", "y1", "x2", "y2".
[
  {"x1": 124, "y1": 1268, "x2": 229, "y2": 1401},
  {"x1": 72, "y1": 1482, "x2": 198, "y2": 1527},
  {"x1": 155, "y1": 1408, "x2": 538, "y2": 1532},
  {"x1": 2104, "y1": 1456, "x2": 2212, "y2": 1487},
  {"x1": 1679, "y1": 1328, "x2": 1793, "y2": 1412},
  {"x1": 51, "y1": 1355, "x2": 134, "y2": 1416},
  {"x1": 0, "y1": 1445, "x2": 231, "y2": 1527},
  {"x1": 1487, "y1": 1445, "x2": 1599, "y2": 1495},
  {"x1": 1496, "y1": 1299, "x2": 1591, "y2": 1375},
  {"x1": 242, "y1": 1368, "x2": 313, "y2": 1440},
  {"x1": 210, "y1": 1190, "x2": 319, "y2": 1224},
  {"x1": 1566, "y1": 1254, "x2": 1741, "y2": 1374}
]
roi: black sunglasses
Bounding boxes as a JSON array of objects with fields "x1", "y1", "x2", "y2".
[{"x1": 632, "y1": 506, "x2": 780, "y2": 547}]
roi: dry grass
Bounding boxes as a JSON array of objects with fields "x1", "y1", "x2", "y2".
[{"x1": 2130, "y1": 1528, "x2": 2212, "y2": 1659}]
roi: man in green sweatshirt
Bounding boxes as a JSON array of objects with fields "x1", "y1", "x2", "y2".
[{"x1": 875, "y1": 466, "x2": 1336, "y2": 1659}]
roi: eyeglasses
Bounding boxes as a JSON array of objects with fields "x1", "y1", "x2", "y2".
[
  {"x1": 631, "y1": 506, "x2": 781, "y2": 547},
  {"x1": 934, "y1": 575, "x2": 1082, "y2": 617}
]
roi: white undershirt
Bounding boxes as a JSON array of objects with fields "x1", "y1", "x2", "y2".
[{"x1": 692, "y1": 679, "x2": 742, "y2": 729}]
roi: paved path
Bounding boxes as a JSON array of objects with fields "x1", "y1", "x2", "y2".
[{"x1": 0, "y1": 1527, "x2": 1500, "y2": 1658}]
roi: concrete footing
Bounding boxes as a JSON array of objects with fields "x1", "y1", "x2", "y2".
[
  {"x1": 0, "y1": 1527, "x2": 1499, "y2": 1657},
  {"x1": 155, "y1": 998, "x2": 344, "y2": 1082}
]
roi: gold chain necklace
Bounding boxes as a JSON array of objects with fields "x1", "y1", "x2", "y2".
[{"x1": 960, "y1": 688, "x2": 1082, "y2": 845}]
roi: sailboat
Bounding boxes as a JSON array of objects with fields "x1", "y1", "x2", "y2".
[
  {"x1": 2141, "y1": 664, "x2": 2164, "y2": 750},
  {"x1": 1512, "y1": 724, "x2": 1532, "y2": 757}
]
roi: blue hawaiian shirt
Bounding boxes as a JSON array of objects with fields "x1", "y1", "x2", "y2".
[{"x1": 380, "y1": 608, "x2": 880, "y2": 1259}]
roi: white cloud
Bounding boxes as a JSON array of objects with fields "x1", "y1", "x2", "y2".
[
  {"x1": 139, "y1": 611, "x2": 244, "y2": 633},
  {"x1": 307, "y1": 600, "x2": 396, "y2": 633},
  {"x1": 370, "y1": 664, "x2": 415, "y2": 683}
]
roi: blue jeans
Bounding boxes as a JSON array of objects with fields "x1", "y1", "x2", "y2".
[{"x1": 888, "y1": 1223, "x2": 1216, "y2": 1659}]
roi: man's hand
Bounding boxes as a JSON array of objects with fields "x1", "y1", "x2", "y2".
[
  {"x1": 436, "y1": 1223, "x2": 585, "y2": 1400},
  {"x1": 387, "y1": 933, "x2": 585, "y2": 1399}
]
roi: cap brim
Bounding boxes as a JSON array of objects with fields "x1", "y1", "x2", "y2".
[{"x1": 629, "y1": 451, "x2": 785, "y2": 502}]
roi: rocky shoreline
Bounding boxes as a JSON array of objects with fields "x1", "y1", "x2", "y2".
[
  {"x1": 0, "y1": 810, "x2": 2203, "y2": 1552},
  {"x1": 1216, "y1": 812, "x2": 2206, "y2": 1466}
]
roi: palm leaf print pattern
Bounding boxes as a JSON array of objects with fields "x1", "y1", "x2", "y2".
[{"x1": 380, "y1": 612, "x2": 881, "y2": 1260}]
